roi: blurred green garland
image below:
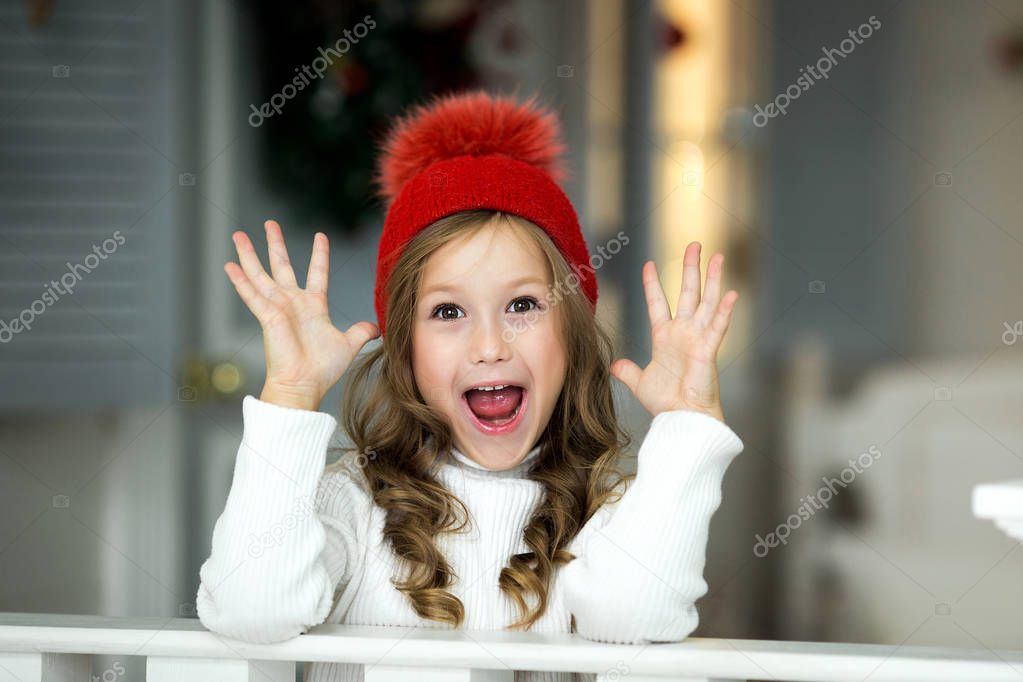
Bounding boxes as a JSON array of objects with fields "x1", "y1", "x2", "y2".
[{"x1": 246, "y1": 0, "x2": 484, "y2": 236}]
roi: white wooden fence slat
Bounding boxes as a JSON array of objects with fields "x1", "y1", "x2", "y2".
[
  {"x1": 364, "y1": 665, "x2": 514, "y2": 682},
  {"x1": 595, "y1": 677, "x2": 741, "y2": 682},
  {"x1": 0, "y1": 653, "x2": 91, "y2": 682},
  {"x1": 146, "y1": 656, "x2": 295, "y2": 682}
]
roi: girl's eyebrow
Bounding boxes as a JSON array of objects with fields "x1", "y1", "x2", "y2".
[{"x1": 420, "y1": 275, "x2": 546, "y2": 297}]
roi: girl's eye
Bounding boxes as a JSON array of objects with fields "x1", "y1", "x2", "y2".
[
  {"x1": 429, "y1": 297, "x2": 541, "y2": 320},
  {"x1": 431, "y1": 303, "x2": 463, "y2": 320},
  {"x1": 509, "y1": 296, "x2": 540, "y2": 314}
]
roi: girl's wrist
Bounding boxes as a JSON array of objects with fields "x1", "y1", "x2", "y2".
[
  {"x1": 665, "y1": 402, "x2": 725, "y2": 424},
  {"x1": 259, "y1": 381, "x2": 323, "y2": 411}
]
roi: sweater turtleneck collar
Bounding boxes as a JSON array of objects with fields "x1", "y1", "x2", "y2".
[{"x1": 444, "y1": 441, "x2": 542, "y2": 479}]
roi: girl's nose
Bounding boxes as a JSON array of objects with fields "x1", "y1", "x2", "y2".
[{"x1": 468, "y1": 316, "x2": 511, "y2": 364}]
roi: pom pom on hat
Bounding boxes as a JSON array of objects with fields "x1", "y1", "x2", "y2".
[{"x1": 374, "y1": 90, "x2": 569, "y2": 204}]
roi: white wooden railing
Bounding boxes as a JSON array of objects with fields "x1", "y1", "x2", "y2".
[
  {"x1": 974, "y1": 479, "x2": 1023, "y2": 543},
  {"x1": 2, "y1": 613, "x2": 1023, "y2": 682}
]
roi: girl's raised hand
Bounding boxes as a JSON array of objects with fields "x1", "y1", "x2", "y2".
[
  {"x1": 610, "y1": 242, "x2": 738, "y2": 423},
  {"x1": 224, "y1": 220, "x2": 380, "y2": 411}
]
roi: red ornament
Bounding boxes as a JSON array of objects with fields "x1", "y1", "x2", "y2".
[
  {"x1": 339, "y1": 60, "x2": 370, "y2": 95},
  {"x1": 992, "y1": 32, "x2": 1023, "y2": 73},
  {"x1": 657, "y1": 16, "x2": 687, "y2": 53}
]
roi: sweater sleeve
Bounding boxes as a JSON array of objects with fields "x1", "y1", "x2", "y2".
[
  {"x1": 560, "y1": 409, "x2": 744, "y2": 644},
  {"x1": 196, "y1": 395, "x2": 373, "y2": 643}
]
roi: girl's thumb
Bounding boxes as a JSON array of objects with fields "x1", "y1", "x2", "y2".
[
  {"x1": 346, "y1": 321, "x2": 380, "y2": 349},
  {"x1": 610, "y1": 358, "x2": 642, "y2": 394}
]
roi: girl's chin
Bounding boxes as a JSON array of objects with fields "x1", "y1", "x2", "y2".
[{"x1": 453, "y1": 429, "x2": 533, "y2": 468}]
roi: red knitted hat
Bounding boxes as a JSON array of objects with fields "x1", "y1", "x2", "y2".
[{"x1": 372, "y1": 90, "x2": 598, "y2": 336}]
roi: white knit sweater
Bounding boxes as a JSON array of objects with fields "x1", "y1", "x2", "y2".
[{"x1": 196, "y1": 395, "x2": 745, "y2": 682}]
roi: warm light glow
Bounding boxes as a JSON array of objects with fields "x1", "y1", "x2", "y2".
[{"x1": 655, "y1": 0, "x2": 735, "y2": 323}]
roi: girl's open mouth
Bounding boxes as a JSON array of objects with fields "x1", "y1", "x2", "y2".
[{"x1": 461, "y1": 385, "x2": 527, "y2": 435}]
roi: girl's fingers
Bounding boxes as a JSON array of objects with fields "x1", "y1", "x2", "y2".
[
  {"x1": 306, "y1": 232, "x2": 329, "y2": 294},
  {"x1": 224, "y1": 262, "x2": 273, "y2": 322},
  {"x1": 643, "y1": 260, "x2": 672, "y2": 328},
  {"x1": 697, "y1": 253, "x2": 724, "y2": 326},
  {"x1": 707, "y1": 290, "x2": 738, "y2": 348},
  {"x1": 344, "y1": 320, "x2": 380, "y2": 350},
  {"x1": 264, "y1": 220, "x2": 299, "y2": 288},
  {"x1": 676, "y1": 242, "x2": 702, "y2": 318},
  {"x1": 232, "y1": 231, "x2": 276, "y2": 292}
]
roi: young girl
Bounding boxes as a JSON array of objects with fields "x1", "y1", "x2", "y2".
[{"x1": 197, "y1": 90, "x2": 744, "y2": 682}]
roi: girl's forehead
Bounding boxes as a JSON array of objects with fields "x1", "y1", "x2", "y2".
[{"x1": 422, "y1": 223, "x2": 549, "y2": 282}]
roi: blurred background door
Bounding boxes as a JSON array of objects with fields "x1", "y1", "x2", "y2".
[{"x1": 0, "y1": 0, "x2": 191, "y2": 623}]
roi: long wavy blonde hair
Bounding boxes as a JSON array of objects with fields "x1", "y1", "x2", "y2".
[{"x1": 334, "y1": 209, "x2": 634, "y2": 631}]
